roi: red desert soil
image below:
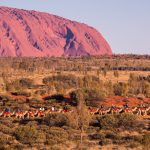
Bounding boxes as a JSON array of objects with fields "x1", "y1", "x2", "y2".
[
  {"x1": 8, "y1": 94, "x2": 27, "y2": 101},
  {"x1": 0, "y1": 6, "x2": 112, "y2": 57},
  {"x1": 102, "y1": 96, "x2": 150, "y2": 107},
  {"x1": 9, "y1": 93, "x2": 150, "y2": 108}
]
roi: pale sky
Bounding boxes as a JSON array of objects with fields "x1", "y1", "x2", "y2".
[{"x1": 0, "y1": 0, "x2": 150, "y2": 54}]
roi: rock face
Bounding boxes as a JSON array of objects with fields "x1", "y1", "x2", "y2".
[{"x1": 0, "y1": 7, "x2": 112, "y2": 57}]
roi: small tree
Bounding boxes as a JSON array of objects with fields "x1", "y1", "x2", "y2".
[
  {"x1": 113, "y1": 82, "x2": 128, "y2": 96},
  {"x1": 96, "y1": 69, "x2": 100, "y2": 77},
  {"x1": 69, "y1": 91, "x2": 79, "y2": 106},
  {"x1": 1, "y1": 72, "x2": 9, "y2": 93},
  {"x1": 75, "y1": 90, "x2": 91, "y2": 149},
  {"x1": 145, "y1": 82, "x2": 150, "y2": 97},
  {"x1": 102, "y1": 68, "x2": 107, "y2": 77},
  {"x1": 114, "y1": 70, "x2": 119, "y2": 78},
  {"x1": 104, "y1": 81, "x2": 114, "y2": 96}
]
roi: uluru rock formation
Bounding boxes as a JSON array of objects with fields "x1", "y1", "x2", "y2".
[{"x1": 0, "y1": 7, "x2": 112, "y2": 57}]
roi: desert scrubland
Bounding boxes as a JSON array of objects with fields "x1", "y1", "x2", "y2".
[{"x1": 0, "y1": 55, "x2": 149, "y2": 149}]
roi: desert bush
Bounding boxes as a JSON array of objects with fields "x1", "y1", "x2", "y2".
[
  {"x1": 105, "y1": 131, "x2": 118, "y2": 139},
  {"x1": 14, "y1": 125, "x2": 38, "y2": 145},
  {"x1": 104, "y1": 81, "x2": 114, "y2": 96},
  {"x1": 0, "y1": 118, "x2": 15, "y2": 128},
  {"x1": 98, "y1": 115, "x2": 119, "y2": 130},
  {"x1": 43, "y1": 114, "x2": 69, "y2": 127},
  {"x1": 69, "y1": 91, "x2": 79, "y2": 106},
  {"x1": 0, "y1": 95, "x2": 11, "y2": 101},
  {"x1": 45, "y1": 127, "x2": 69, "y2": 146},
  {"x1": 127, "y1": 135, "x2": 143, "y2": 143},
  {"x1": 0, "y1": 133, "x2": 14, "y2": 146},
  {"x1": 44, "y1": 99, "x2": 57, "y2": 105},
  {"x1": 6, "y1": 78, "x2": 33, "y2": 91},
  {"x1": 142, "y1": 133, "x2": 150, "y2": 149},
  {"x1": 114, "y1": 70, "x2": 119, "y2": 78},
  {"x1": 66, "y1": 112, "x2": 80, "y2": 129},
  {"x1": 99, "y1": 139, "x2": 112, "y2": 146},
  {"x1": 28, "y1": 98, "x2": 41, "y2": 104},
  {"x1": 27, "y1": 121, "x2": 38, "y2": 127},
  {"x1": 118, "y1": 114, "x2": 144, "y2": 130},
  {"x1": 35, "y1": 131, "x2": 46, "y2": 144},
  {"x1": 84, "y1": 88, "x2": 106, "y2": 106},
  {"x1": 145, "y1": 82, "x2": 150, "y2": 97},
  {"x1": 102, "y1": 68, "x2": 107, "y2": 77},
  {"x1": 66, "y1": 128, "x2": 81, "y2": 142},
  {"x1": 0, "y1": 124, "x2": 13, "y2": 135},
  {"x1": 89, "y1": 132, "x2": 105, "y2": 140},
  {"x1": 18, "y1": 78, "x2": 33, "y2": 88},
  {"x1": 95, "y1": 114, "x2": 143, "y2": 131},
  {"x1": 106, "y1": 131, "x2": 123, "y2": 144},
  {"x1": 128, "y1": 141, "x2": 141, "y2": 149},
  {"x1": 34, "y1": 89, "x2": 46, "y2": 96},
  {"x1": 15, "y1": 103, "x2": 30, "y2": 111},
  {"x1": 70, "y1": 88, "x2": 106, "y2": 107},
  {"x1": 43, "y1": 75, "x2": 78, "y2": 89},
  {"x1": 48, "y1": 145, "x2": 63, "y2": 150},
  {"x1": 9, "y1": 144, "x2": 25, "y2": 150},
  {"x1": 82, "y1": 75, "x2": 102, "y2": 89},
  {"x1": 113, "y1": 82, "x2": 128, "y2": 96},
  {"x1": 119, "y1": 135, "x2": 142, "y2": 148},
  {"x1": 128, "y1": 75, "x2": 150, "y2": 97},
  {"x1": 0, "y1": 145, "x2": 5, "y2": 150}
]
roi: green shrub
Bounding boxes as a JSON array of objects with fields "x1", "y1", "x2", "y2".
[
  {"x1": 0, "y1": 95, "x2": 9, "y2": 100},
  {"x1": 98, "y1": 115, "x2": 118, "y2": 130},
  {"x1": 99, "y1": 139, "x2": 112, "y2": 146},
  {"x1": 105, "y1": 131, "x2": 119, "y2": 139},
  {"x1": 118, "y1": 114, "x2": 144, "y2": 130},
  {"x1": 89, "y1": 132, "x2": 105, "y2": 140},
  {"x1": 9, "y1": 144, "x2": 25, "y2": 150},
  {"x1": 69, "y1": 91, "x2": 79, "y2": 106},
  {"x1": 0, "y1": 133, "x2": 14, "y2": 146},
  {"x1": 28, "y1": 98, "x2": 41, "y2": 104},
  {"x1": 128, "y1": 141, "x2": 141, "y2": 149},
  {"x1": 43, "y1": 114, "x2": 69, "y2": 127},
  {"x1": 0, "y1": 119, "x2": 15, "y2": 128},
  {"x1": 6, "y1": 78, "x2": 34, "y2": 91},
  {"x1": 95, "y1": 114, "x2": 143, "y2": 131},
  {"x1": 45, "y1": 127, "x2": 68, "y2": 146},
  {"x1": 142, "y1": 133, "x2": 150, "y2": 149},
  {"x1": 43, "y1": 75, "x2": 78, "y2": 89},
  {"x1": 14, "y1": 125, "x2": 38, "y2": 145},
  {"x1": 67, "y1": 128, "x2": 81, "y2": 142},
  {"x1": 48, "y1": 145, "x2": 63, "y2": 150},
  {"x1": 130, "y1": 135, "x2": 143, "y2": 143},
  {"x1": 34, "y1": 90, "x2": 46, "y2": 96},
  {"x1": 113, "y1": 82, "x2": 128, "y2": 96},
  {"x1": 0, "y1": 124, "x2": 13, "y2": 135},
  {"x1": 19, "y1": 78, "x2": 33, "y2": 88},
  {"x1": 84, "y1": 88, "x2": 106, "y2": 106}
]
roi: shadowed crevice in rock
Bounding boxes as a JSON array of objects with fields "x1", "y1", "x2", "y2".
[
  {"x1": 1, "y1": 21, "x2": 21, "y2": 56},
  {"x1": 64, "y1": 27, "x2": 75, "y2": 51}
]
